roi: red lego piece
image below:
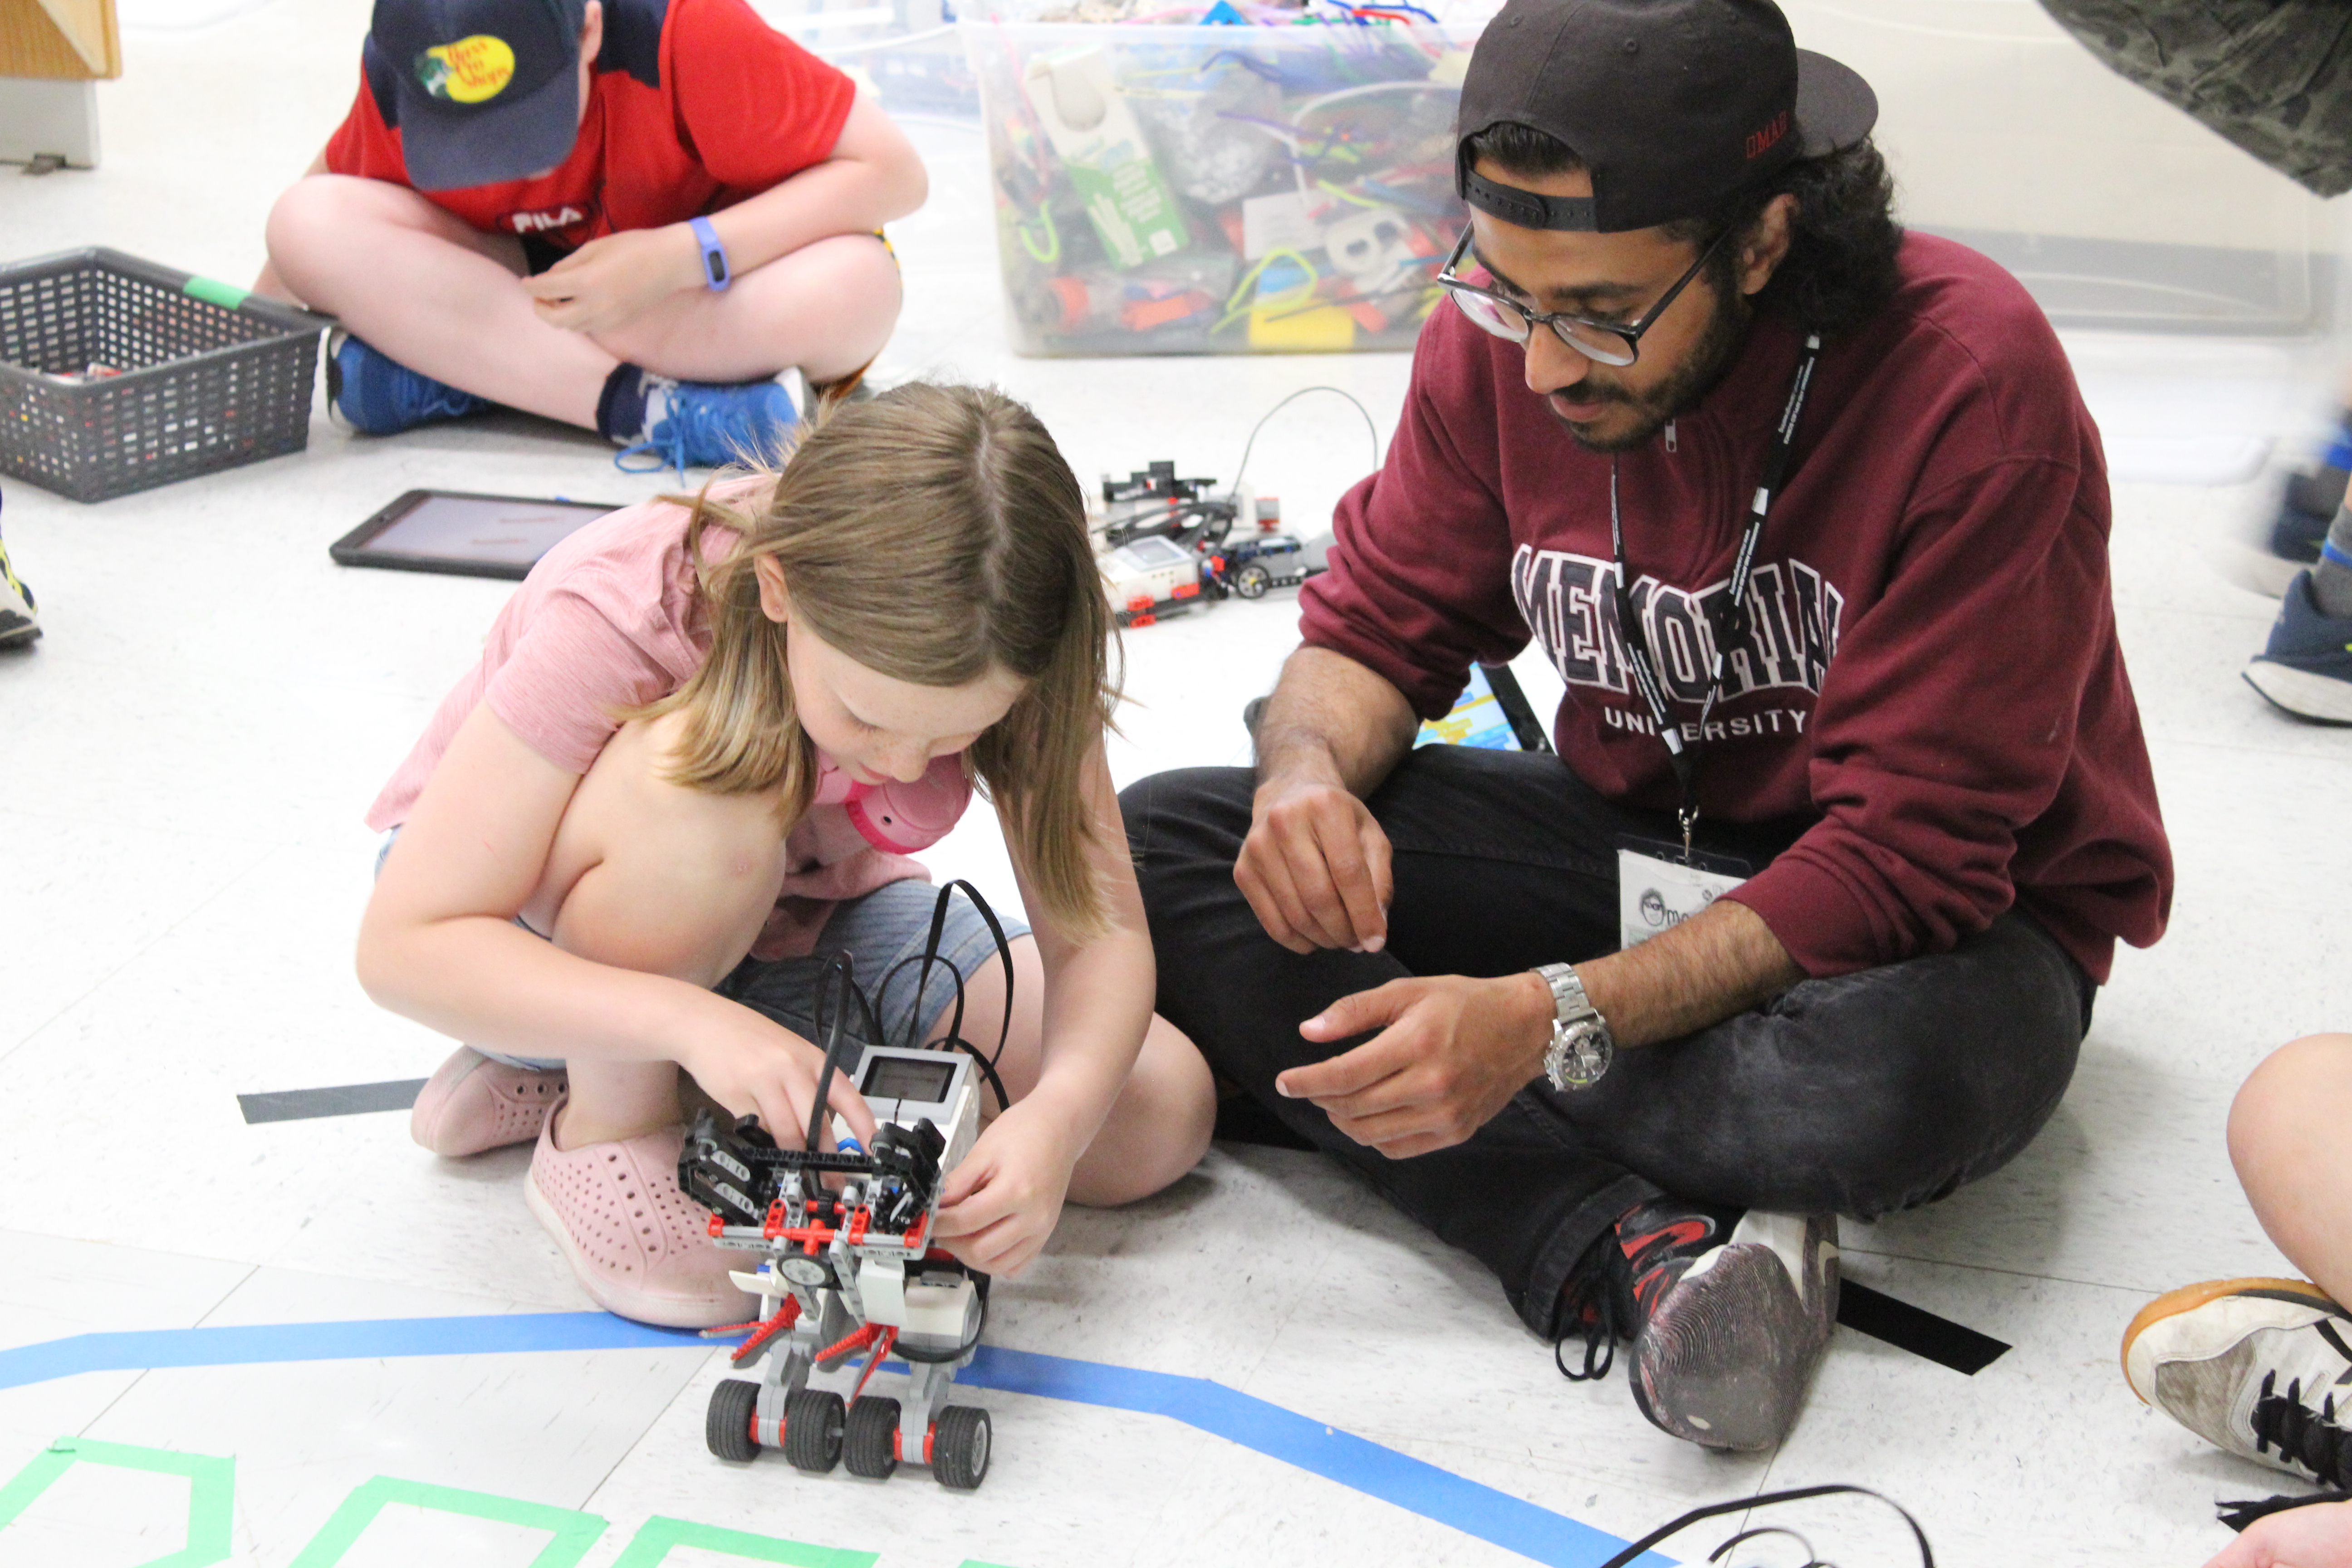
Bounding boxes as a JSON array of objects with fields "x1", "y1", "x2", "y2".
[
  {"x1": 1122, "y1": 292, "x2": 1207, "y2": 333},
  {"x1": 818, "y1": 1320, "x2": 883, "y2": 1364},
  {"x1": 730, "y1": 1295, "x2": 804, "y2": 1367},
  {"x1": 848, "y1": 1326, "x2": 899, "y2": 1403}
]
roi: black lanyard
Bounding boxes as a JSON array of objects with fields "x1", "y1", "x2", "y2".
[{"x1": 1608, "y1": 330, "x2": 1822, "y2": 854}]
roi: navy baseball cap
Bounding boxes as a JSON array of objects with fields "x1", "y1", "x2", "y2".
[
  {"x1": 366, "y1": 0, "x2": 589, "y2": 191},
  {"x1": 1457, "y1": 0, "x2": 1879, "y2": 234}
]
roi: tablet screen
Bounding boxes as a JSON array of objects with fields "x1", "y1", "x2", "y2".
[{"x1": 358, "y1": 494, "x2": 616, "y2": 570}]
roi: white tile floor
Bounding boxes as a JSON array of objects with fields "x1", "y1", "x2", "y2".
[{"x1": 3, "y1": 3, "x2": 2350, "y2": 1564}]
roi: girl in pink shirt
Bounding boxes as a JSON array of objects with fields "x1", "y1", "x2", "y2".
[{"x1": 357, "y1": 382, "x2": 1215, "y2": 1327}]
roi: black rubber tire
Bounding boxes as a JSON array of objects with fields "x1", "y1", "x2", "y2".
[
  {"x1": 1234, "y1": 564, "x2": 1273, "y2": 600},
  {"x1": 706, "y1": 1379, "x2": 761, "y2": 1463},
  {"x1": 783, "y1": 1388, "x2": 845, "y2": 1473},
  {"x1": 843, "y1": 1396, "x2": 901, "y2": 1480},
  {"x1": 931, "y1": 1405, "x2": 992, "y2": 1490}
]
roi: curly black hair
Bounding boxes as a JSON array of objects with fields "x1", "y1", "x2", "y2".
[{"x1": 1459, "y1": 122, "x2": 1906, "y2": 336}]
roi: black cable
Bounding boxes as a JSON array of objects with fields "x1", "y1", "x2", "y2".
[
  {"x1": 804, "y1": 954, "x2": 870, "y2": 1153},
  {"x1": 1225, "y1": 385, "x2": 1384, "y2": 506},
  {"x1": 1596, "y1": 1485, "x2": 1934, "y2": 1568},
  {"x1": 872, "y1": 880, "x2": 1018, "y2": 1113}
]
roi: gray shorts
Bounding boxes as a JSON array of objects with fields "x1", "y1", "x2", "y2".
[{"x1": 372, "y1": 832, "x2": 1027, "y2": 1070}]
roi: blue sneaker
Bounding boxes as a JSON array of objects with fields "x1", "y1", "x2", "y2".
[
  {"x1": 328, "y1": 333, "x2": 489, "y2": 436},
  {"x1": 615, "y1": 375, "x2": 799, "y2": 481},
  {"x1": 2268, "y1": 491, "x2": 2335, "y2": 568},
  {"x1": 2245, "y1": 569, "x2": 2352, "y2": 724}
]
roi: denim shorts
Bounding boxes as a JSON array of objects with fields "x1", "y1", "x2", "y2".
[{"x1": 372, "y1": 831, "x2": 1027, "y2": 1070}]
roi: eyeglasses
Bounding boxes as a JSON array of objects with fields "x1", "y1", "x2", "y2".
[{"x1": 1435, "y1": 223, "x2": 1734, "y2": 368}]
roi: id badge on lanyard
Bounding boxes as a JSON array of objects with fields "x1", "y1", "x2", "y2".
[
  {"x1": 1617, "y1": 837, "x2": 1749, "y2": 950},
  {"x1": 1607, "y1": 330, "x2": 1820, "y2": 920}
]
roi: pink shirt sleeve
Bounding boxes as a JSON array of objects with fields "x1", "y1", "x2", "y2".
[
  {"x1": 364, "y1": 498, "x2": 724, "y2": 831},
  {"x1": 481, "y1": 580, "x2": 696, "y2": 774}
]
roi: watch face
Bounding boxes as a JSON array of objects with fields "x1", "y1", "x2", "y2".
[
  {"x1": 1555, "y1": 1022, "x2": 1612, "y2": 1089},
  {"x1": 779, "y1": 1256, "x2": 831, "y2": 1287}
]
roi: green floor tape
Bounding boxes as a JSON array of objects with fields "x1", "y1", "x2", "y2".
[
  {"x1": 610, "y1": 1515, "x2": 879, "y2": 1567},
  {"x1": 0, "y1": 1437, "x2": 235, "y2": 1568},
  {"x1": 285, "y1": 1475, "x2": 606, "y2": 1568},
  {"x1": 1, "y1": 1440, "x2": 1024, "y2": 1568}
]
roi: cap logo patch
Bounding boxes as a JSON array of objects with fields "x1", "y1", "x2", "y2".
[
  {"x1": 415, "y1": 35, "x2": 517, "y2": 104},
  {"x1": 1745, "y1": 110, "x2": 1790, "y2": 160}
]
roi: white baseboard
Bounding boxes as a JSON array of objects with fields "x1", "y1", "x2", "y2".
[{"x1": 0, "y1": 77, "x2": 99, "y2": 170}]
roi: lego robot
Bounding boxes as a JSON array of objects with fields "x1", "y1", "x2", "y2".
[
  {"x1": 1097, "y1": 461, "x2": 1239, "y2": 552},
  {"x1": 681, "y1": 1039, "x2": 994, "y2": 1489}
]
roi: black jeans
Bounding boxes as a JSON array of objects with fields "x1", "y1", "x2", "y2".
[{"x1": 1120, "y1": 747, "x2": 2092, "y2": 1338}]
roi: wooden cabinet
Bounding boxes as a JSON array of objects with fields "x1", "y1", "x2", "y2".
[{"x1": 0, "y1": 0, "x2": 121, "y2": 80}]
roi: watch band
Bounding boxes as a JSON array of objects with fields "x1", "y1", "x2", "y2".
[
  {"x1": 689, "y1": 216, "x2": 731, "y2": 292},
  {"x1": 1535, "y1": 962, "x2": 1595, "y2": 1025}
]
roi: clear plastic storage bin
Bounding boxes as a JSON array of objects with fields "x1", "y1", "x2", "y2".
[{"x1": 964, "y1": 17, "x2": 1480, "y2": 355}]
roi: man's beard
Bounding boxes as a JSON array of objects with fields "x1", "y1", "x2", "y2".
[{"x1": 1551, "y1": 282, "x2": 1752, "y2": 455}]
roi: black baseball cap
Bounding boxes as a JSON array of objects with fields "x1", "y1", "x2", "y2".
[
  {"x1": 367, "y1": 0, "x2": 589, "y2": 191},
  {"x1": 1456, "y1": 0, "x2": 1878, "y2": 234}
]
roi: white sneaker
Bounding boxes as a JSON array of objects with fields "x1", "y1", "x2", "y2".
[{"x1": 2123, "y1": 1277, "x2": 2352, "y2": 1486}]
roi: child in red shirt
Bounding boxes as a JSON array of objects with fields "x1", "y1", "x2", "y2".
[{"x1": 258, "y1": 0, "x2": 926, "y2": 470}]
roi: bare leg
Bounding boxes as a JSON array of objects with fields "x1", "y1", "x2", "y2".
[
  {"x1": 938, "y1": 936, "x2": 1216, "y2": 1207},
  {"x1": 264, "y1": 176, "x2": 904, "y2": 426},
  {"x1": 524, "y1": 713, "x2": 793, "y2": 1147},
  {"x1": 267, "y1": 175, "x2": 613, "y2": 427},
  {"x1": 2228, "y1": 1032, "x2": 2352, "y2": 1304},
  {"x1": 588, "y1": 231, "x2": 902, "y2": 386}
]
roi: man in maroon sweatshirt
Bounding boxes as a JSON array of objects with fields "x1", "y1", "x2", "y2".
[{"x1": 1122, "y1": 0, "x2": 2173, "y2": 1451}]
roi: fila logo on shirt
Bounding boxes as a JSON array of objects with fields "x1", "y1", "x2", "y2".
[
  {"x1": 1510, "y1": 544, "x2": 1846, "y2": 704},
  {"x1": 510, "y1": 206, "x2": 589, "y2": 233}
]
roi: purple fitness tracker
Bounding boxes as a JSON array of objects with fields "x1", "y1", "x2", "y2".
[{"x1": 688, "y1": 216, "x2": 730, "y2": 292}]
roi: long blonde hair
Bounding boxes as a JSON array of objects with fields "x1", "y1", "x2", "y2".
[{"x1": 637, "y1": 382, "x2": 1119, "y2": 938}]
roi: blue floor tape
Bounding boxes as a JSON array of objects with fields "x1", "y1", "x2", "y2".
[{"x1": 0, "y1": 1313, "x2": 1665, "y2": 1568}]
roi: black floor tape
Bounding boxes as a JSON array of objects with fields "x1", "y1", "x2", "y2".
[
  {"x1": 238, "y1": 1079, "x2": 428, "y2": 1124},
  {"x1": 1838, "y1": 1279, "x2": 2011, "y2": 1373}
]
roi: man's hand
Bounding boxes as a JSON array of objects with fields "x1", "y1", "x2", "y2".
[
  {"x1": 2203, "y1": 1501, "x2": 2352, "y2": 1568},
  {"x1": 1274, "y1": 972, "x2": 1553, "y2": 1158},
  {"x1": 524, "y1": 225, "x2": 701, "y2": 336},
  {"x1": 1237, "y1": 772, "x2": 1396, "y2": 954}
]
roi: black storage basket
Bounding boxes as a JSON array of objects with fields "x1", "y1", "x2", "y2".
[{"x1": 0, "y1": 247, "x2": 328, "y2": 503}]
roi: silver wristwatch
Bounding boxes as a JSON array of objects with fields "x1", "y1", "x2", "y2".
[{"x1": 1534, "y1": 962, "x2": 1614, "y2": 1090}]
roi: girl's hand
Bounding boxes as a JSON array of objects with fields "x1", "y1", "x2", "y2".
[
  {"x1": 2204, "y1": 1501, "x2": 2352, "y2": 1568},
  {"x1": 930, "y1": 1097, "x2": 1083, "y2": 1277},
  {"x1": 681, "y1": 1009, "x2": 878, "y2": 1152},
  {"x1": 523, "y1": 226, "x2": 701, "y2": 336}
]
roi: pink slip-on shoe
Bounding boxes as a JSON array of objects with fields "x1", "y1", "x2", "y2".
[
  {"x1": 410, "y1": 1047, "x2": 567, "y2": 1157},
  {"x1": 524, "y1": 1110, "x2": 756, "y2": 1328}
]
